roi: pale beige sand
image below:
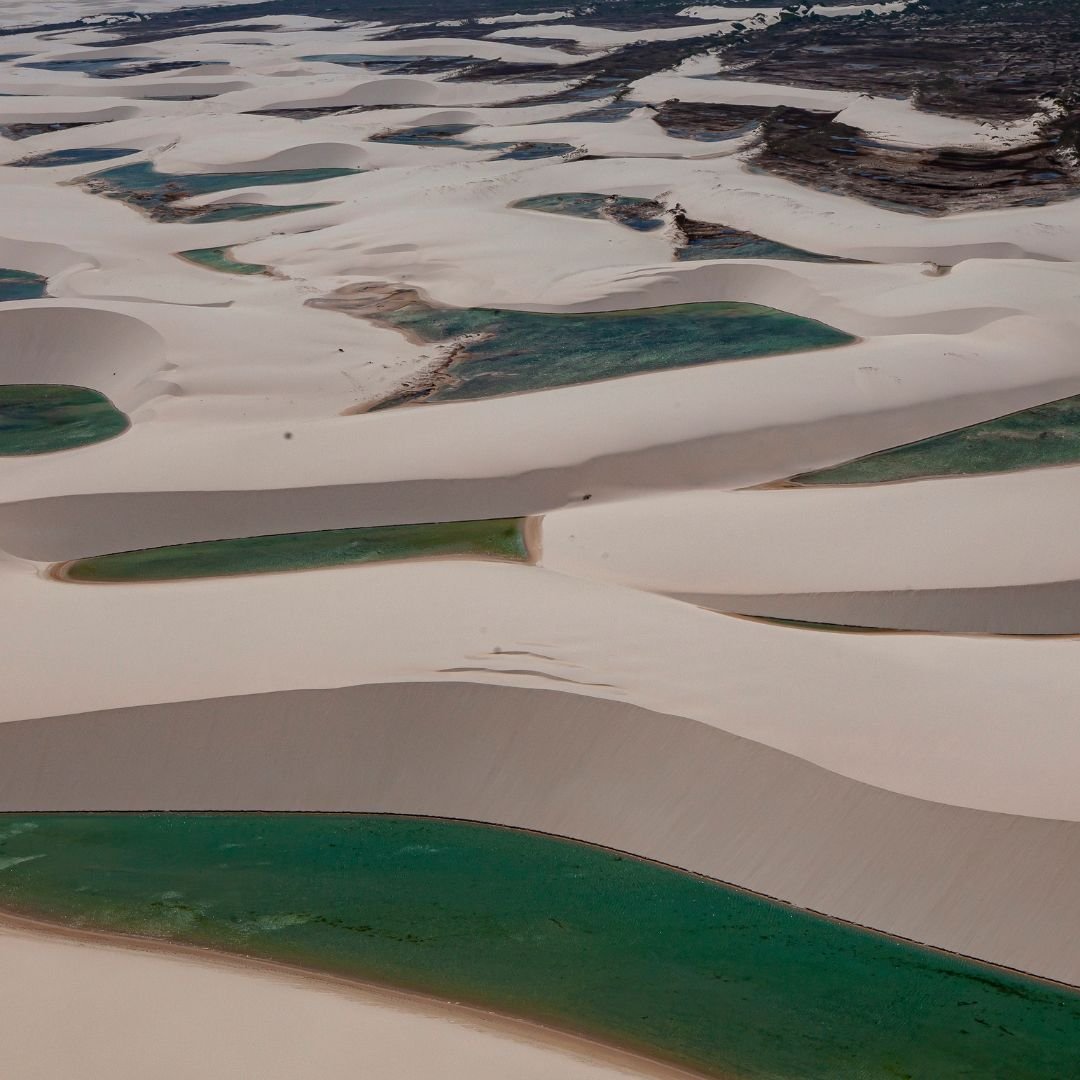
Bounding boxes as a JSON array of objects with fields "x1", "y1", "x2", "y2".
[
  {"x1": 1, "y1": 682, "x2": 1079, "y2": 985},
  {"x1": 0, "y1": 915, "x2": 682, "y2": 1080},
  {"x1": 540, "y1": 478, "x2": 1080, "y2": 596},
  {"x1": 5, "y1": 560, "x2": 1080, "y2": 825},
  {"x1": 1, "y1": 2, "x2": 1079, "y2": 1034}
]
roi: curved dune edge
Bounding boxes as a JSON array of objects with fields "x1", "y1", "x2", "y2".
[
  {"x1": 0, "y1": 911, "x2": 690, "y2": 1080},
  {"x1": 2, "y1": 681, "x2": 1079, "y2": 986},
  {"x1": 670, "y1": 581, "x2": 1080, "y2": 636},
  {"x1": 0, "y1": 304, "x2": 171, "y2": 412}
]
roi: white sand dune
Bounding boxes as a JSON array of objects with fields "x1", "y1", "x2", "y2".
[
  {"x1": 2, "y1": 681, "x2": 1079, "y2": 984},
  {"x1": 3, "y1": 559, "x2": 1080, "y2": 827},
  {"x1": 0, "y1": 2, "x2": 1078, "y2": 1058},
  {"x1": 0, "y1": 917, "x2": 676, "y2": 1080},
  {"x1": 0, "y1": 305, "x2": 170, "y2": 409}
]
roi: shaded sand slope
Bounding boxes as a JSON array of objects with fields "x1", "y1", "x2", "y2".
[
  {"x1": 0, "y1": 305, "x2": 169, "y2": 409},
  {"x1": 2, "y1": 681, "x2": 1079, "y2": 986},
  {"x1": 0, "y1": 919, "x2": 671, "y2": 1080},
  {"x1": 670, "y1": 581, "x2": 1080, "y2": 636},
  {"x1": 4, "y1": 560, "x2": 1080, "y2": 823}
]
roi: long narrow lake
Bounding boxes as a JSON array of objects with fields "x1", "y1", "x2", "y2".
[
  {"x1": 0, "y1": 814, "x2": 1076, "y2": 1080},
  {"x1": 790, "y1": 393, "x2": 1080, "y2": 484},
  {"x1": 58, "y1": 517, "x2": 528, "y2": 582}
]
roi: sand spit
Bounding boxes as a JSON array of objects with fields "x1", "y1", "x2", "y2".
[
  {"x1": 0, "y1": 914, "x2": 683, "y2": 1080},
  {"x1": 2, "y1": 681, "x2": 1080, "y2": 986}
]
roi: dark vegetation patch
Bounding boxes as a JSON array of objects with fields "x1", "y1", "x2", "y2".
[
  {"x1": 718, "y1": 0, "x2": 1080, "y2": 125},
  {"x1": 749, "y1": 106, "x2": 1080, "y2": 214},
  {"x1": 651, "y1": 100, "x2": 772, "y2": 141}
]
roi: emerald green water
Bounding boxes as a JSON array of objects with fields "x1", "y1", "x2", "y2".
[
  {"x1": 676, "y1": 224, "x2": 851, "y2": 263},
  {"x1": 0, "y1": 267, "x2": 47, "y2": 301},
  {"x1": 0, "y1": 814, "x2": 1076, "y2": 1080},
  {"x1": 178, "y1": 246, "x2": 269, "y2": 275},
  {"x1": 373, "y1": 301, "x2": 853, "y2": 406},
  {"x1": 60, "y1": 517, "x2": 526, "y2": 582},
  {"x1": 188, "y1": 201, "x2": 333, "y2": 224},
  {"x1": 790, "y1": 394, "x2": 1080, "y2": 485},
  {"x1": 371, "y1": 125, "x2": 575, "y2": 159},
  {"x1": 85, "y1": 161, "x2": 357, "y2": 222},
  {"x1": 512, "y1": 192, "x2": 666, "y2": 231},
  {"x1": 0, "y1": 384, "x2": 129, "y2": 455}
]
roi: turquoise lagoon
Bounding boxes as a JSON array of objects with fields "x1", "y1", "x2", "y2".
[
  {"x1": 85, "y1": 161, "x2": 357, "y2": 222},
  {"x1": 13, "y1": 146, "x2": 136, "y2": 168},
  {"x1": 0, "y1": 268, "x2": 47, "y2": 301},
  {"x1": 790, "y1": 393, "x2": 1080, "y2": 485},
  {"x1": 370, "y1": 300, "x2": 854, "y2": 406},
  {"x1": 0, "y1": 814, "x2": 1076, "y2": 1080},
  {"x1": 0, "y1": 384, "x2": 128, "y2": 455},
  {"x1": 59, "y1": 517, "x2": 527, "y2": 582},
  {"x1": 177, "y1": 246, "x2": 269, "y2": 275},
  {"x1": 512, "y1": 191, "x2": 666, "y2": 230}
]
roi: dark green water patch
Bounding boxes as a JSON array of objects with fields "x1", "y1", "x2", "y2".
[
  {"x1": 186, "y1": 201, "x2": 334, "y2": 224},
  {"x1": 0, "y1": 268, "x2": 47, "y2": 301},
  {"x1": 300, "y1": 53, "x2": 472, "y2": 75},
  {"x1": 370, "y1": 125, "x2": 575, "y2": 159},
  {"x1": 789, "y1": 393, "x2": 1080, "y2": 486},
  {"x1": 0, "y1": 120, "x2": 98, "y2": 141},
  {"x1": 652, "y1": 100, "x2": 770, "y2": 142},
  {"x1": 13, "y1": 146, "x2": 136, "y2": 168},
  {"x1": 177, "y1": 246, "x2": 269, "y2": 275},
  {"x1": 59, "y1": 517, "x2": 527, "y2": 582},
  {"x1": 491, "y1": 141, "x2": 576, "y2": 160},
  {"x1": 83, "y1": 161, "x2": 359, "y2": 222},
  {"x1": 19, "y1": 55, "x2": 206, "y2": 78},
  {"x1": 0, "y1": 384, "x2": 128, "y2": 455},
  {"x1": 20, "y1": 56, "x2": 140, "y2": 75},
  {"x1": 371, "y1": 123, "x2": 476, "y2": 148},
  {"x1": 369, "y1": 300, "x2": 853, "y2": 407},
  {"x1": 675, "y1": 215, "x2": 852, "y2": 263},
  {"x1": 513, "y1": 192, "x2": 665, "y2": 230},
  {"x1": 513, "y1": 191, "x2": 611, "y2": 218},
  {"x1": 564, "y1": 96, "x2": 646, "y2": 123},
  {"x1": 0, "y1": 813, "x2": 1077, "y2": 1080}
]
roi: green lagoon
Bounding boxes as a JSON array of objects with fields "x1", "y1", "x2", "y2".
[
  {"x1": 0, "y1": 384, "x2": 128, "y2": 455},
  {"x1": 59, "y1": 517, "x2": 526, "y2": 582},
  {"x1": 178, "y1": 246, "x2": 269, "y2": 275},
  {"x1": 790, "y1": 393, "x2": 1080, "y2": 485},
  {"x1": 372, "y1": 125, "x2": 575, "y2": 159},
  {"x1": 512, "y1": 191, "x2": 666, "y2": 231},
  {"x1": 676, "y1": 222, "x2": 852, "y2": 263},
  {"x1": 85, "y1": 161, "x2": 357, "y2": 222},
  {"x1": 13, "y1": 146, "x2": 136, "y2": 168},
  {"x1": 0, "y1": 814, "x2": 1076, "y2": 1080},
  {"x1": 0, "y1": 268, "x2": 47, "y2": 301},
  {"x1": 372, "y1": 301, "x2": 853, "y2": 406}
]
